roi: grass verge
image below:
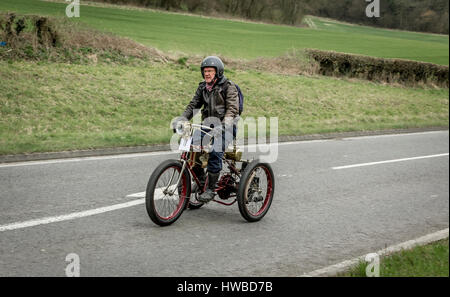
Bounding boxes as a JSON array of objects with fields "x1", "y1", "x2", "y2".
[
  {"x1": 341, "y1": 239, "x2": 449, "y2": 277},
  {"x1": 0, "y1": 59, "x2": 448, "y2": 155}
]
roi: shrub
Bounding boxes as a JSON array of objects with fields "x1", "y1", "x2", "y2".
[{"x1": 306, "y1": 49, "x2": 449, "y2": 88}]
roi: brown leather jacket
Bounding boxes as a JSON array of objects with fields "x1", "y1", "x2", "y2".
[{"x1": 182, "y1": 76, "x2": 239, "y2": 125}]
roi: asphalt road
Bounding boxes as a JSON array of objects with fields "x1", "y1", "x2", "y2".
[{"x1": 0, "y1": 130, "x2": 448, "y2": 277}]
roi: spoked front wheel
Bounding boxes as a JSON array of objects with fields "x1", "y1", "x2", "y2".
[
  {"x1": 146, "y1": 160, "x2": 191, "y2": 226},
  {"x1": 237, "y1": 160, "x2": 275, "y2": 222}
]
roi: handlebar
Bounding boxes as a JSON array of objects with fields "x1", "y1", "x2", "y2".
[{"x1": 175, "y1": 121, "x2": 223, "y2": 138}]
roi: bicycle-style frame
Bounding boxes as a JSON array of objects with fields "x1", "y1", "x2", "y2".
[{"x1": 176, "y1": 122, "x2": 244, "y2": 206}]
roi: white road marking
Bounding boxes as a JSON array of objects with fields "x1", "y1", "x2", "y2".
[
  {"x1": 332, "y1": 153, "x2": 449, "y2": 170},
  {"x1": 1, "y1": 131, "x2": 447, "y2": 168},
  {"x1": 0, "y1": 199, "x2": 144, "y2": 232},
  {"x1": 0, "y1": 151, "x2": 177, "y2": 169},
  {"x1": 1, "y1": 130, "x2": 447, "y2": 232},
  {"x1": 0, "y1": 186, "x2": 182, "y2": 232},
  {"x1": 275, "y1": 130, "x2": 448, "y2": 147},
  {"x1": 338, "y1": 130, "x2": 447, "y2": 141},
  {"x1": 126, "y1": 192, "x2": 146, "y2": 198}
]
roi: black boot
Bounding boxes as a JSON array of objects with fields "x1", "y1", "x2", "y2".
[
  {"x1": 198, "y1": 172, "x2": 220, "y2": 203},
  {"x1": 191, "y1": 166, "x2": 206, "y2": 193}
]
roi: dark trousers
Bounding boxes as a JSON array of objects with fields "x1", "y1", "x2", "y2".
[{"x1": 193, "y1": 125, "x2": 237, "y2": 174}]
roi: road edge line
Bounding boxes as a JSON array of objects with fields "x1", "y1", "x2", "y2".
[
  {"x1": 1, "y1": 127, "x2": 447, "y2": 164},
  {"x1": 302, "y1": 228, "x2": 449, "y2": 277}
]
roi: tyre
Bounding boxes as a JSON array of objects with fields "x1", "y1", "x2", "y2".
[
  {"x1": 237, "y1": 160, "x2": 275, "y2": 222},
  {"x1": 146, "y1": 160, "x2": 191, "y2": 226}
]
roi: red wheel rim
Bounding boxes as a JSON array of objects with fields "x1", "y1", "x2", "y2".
[
  {"x1": 153, "y1": 166, "x2": 187, "y2": 221},
  {"x1": 244, "y1": 166, "x2": 273, "y2": 217}
]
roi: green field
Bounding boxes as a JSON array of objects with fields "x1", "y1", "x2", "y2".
[
  {"x1": 304, "y1": 15, "x2": 448, "y2": 45},
  {"x1": 0, "y1": 0, "x2": 448, "y2": 65}
]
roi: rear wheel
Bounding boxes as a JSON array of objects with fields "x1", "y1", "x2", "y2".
[
  {"x1": 237, "y1": 160, "x2": 275, "y2": 222},
  {"x1": 146, "y1": 160, "x2": 191, "y2": 226}
]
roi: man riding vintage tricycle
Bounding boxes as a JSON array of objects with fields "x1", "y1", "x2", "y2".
[{"x1": 145, "y1": 56, "x2": 275, "y2": 226}]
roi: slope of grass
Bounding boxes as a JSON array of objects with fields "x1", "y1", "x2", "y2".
[
  {"x1": 0, "y1": 60, "x2": 448, "y2": 155},
  {"x1": 0, "y1": 12, "x2": 168, "y2": 64},
  {"x1": 0, "y1": 0, "x2": 448, "y2": 65}
]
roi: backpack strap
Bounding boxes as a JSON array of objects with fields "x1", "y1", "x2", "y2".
[{"x1": 220, "y1": 79, "x2": 232, "y2": 99}]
